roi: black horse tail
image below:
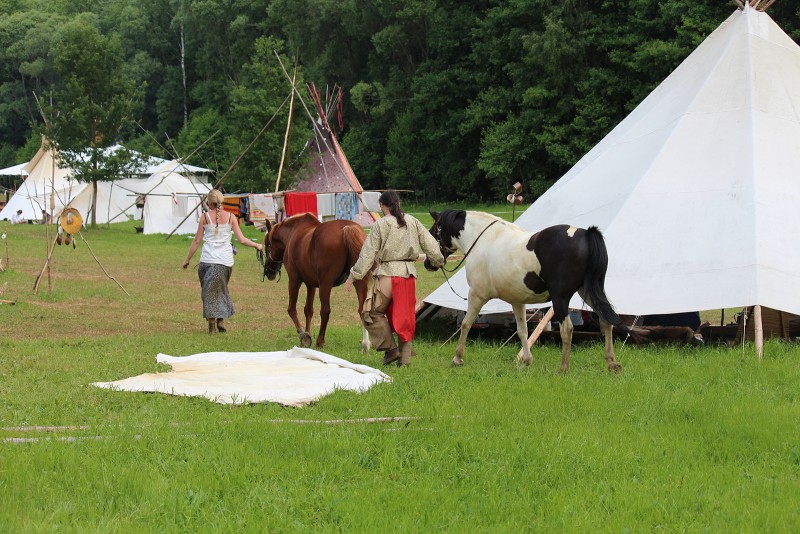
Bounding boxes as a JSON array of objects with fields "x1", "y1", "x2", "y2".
[{"x1": 583, "y1": 226, "x2": 622, "y2": 326}]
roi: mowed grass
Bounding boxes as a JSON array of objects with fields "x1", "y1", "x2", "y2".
[{"x1": 1, "y1": 210, "x2": 799, "y2": 532}]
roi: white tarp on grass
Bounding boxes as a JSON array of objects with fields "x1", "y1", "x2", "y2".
[{"x1": 91, "y1": 347, "x2": 392, "y2": 407}]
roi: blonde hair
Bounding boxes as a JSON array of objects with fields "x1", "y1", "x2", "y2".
[
  {"x1": 206, "y1": 189, "x2": 224, "y2": 207},
  {"x1": 206, "y1": 189, "x2": 225, "y2": 234}
]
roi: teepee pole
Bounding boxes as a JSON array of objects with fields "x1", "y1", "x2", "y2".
[
  {"x1": 275, "y1": 55, "x2": 298, "y2": 193},
  {"x1": 164, "y1": 94, "x2": 290, "y2": 240},
  {"x1": 274, "y1": 52, "x2": 351, "y2": 182},
  {"x1": 517, "y1": 307, "x2": 555, "y2": 360}
]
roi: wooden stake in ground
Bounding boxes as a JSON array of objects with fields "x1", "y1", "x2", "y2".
[
  {"x1": 2, "y1": 231, "x2": 8, "y2": 268},
  {"x1": 517, "y1": 307, "x2": 555, "y2": 360},
  {"x1": 33, "y1": 233, "x2": 59, "y2": 293},
  {"x1": 754, "y1": 304, "x2": 763, "y2": 360}
]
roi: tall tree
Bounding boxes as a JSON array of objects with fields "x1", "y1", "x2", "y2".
[{"x1": 42, "y1": 14, "x2": 143, "y2": 226}]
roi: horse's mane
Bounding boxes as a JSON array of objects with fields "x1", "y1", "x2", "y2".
[
  {"x1": 466, "y1": 210, "x2": 520, "y2": 231},
  {"x1": 277, "y1": 212, "x2": 319, "y2": 229}
]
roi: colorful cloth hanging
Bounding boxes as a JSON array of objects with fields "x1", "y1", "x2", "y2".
[
  {"x1": 285, "y1": 192, "x2": 318, "y2": 217},
  {"x1": 335, "y1": 192, "x2": 358, "y2": 221}
]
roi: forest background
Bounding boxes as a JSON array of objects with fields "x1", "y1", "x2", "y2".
[{"x1": 1, "y1": 0, "x2": 798, "y2": 203}]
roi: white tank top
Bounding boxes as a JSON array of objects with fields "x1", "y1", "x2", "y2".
[{"x1": 199, "y1": 212, "x2": 234, "y2": 267}]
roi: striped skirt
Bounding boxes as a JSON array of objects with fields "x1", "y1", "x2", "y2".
[{"x1": 198, "y1": 263, "x2": 235, "y2": 319}]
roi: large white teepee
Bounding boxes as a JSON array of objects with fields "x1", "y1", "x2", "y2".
[{"x1": 424, "y1": 5, "x2": 800, "y2": 318}]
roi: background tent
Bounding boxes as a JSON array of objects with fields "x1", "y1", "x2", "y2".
[
  {"x1": 0, "y1": 162, "x2": 28, "y2": 178},
  {"x1": 424, "y1": 5, "x2": 800, "y2": 319},
  {"x1": 0, "y1": 143, "x2": 83, "y2": 222},
  {"x1": 116, "y1": 160, "x2": 211, "y2": 235},
  {"x1": 0, "y1": 162, "x2": 30, "y2": 211},
  {"x1": 0, "y1": 143, "x2": 212, "y2": 226},
  {"x1": 289, "y1": 84, "x2": 378, "y2": 226}
]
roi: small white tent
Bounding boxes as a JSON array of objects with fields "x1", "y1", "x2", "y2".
[
  {"x1": 424, "y1": 5, "x2": 800, "y2": 318},
  {"x1": 0, "y1": 143, "x2": 213, "y2": 228},
  {"x1": 115, "y1": 160, "x2": 211, "y2": 235},
  {"x1": 0, "y1": 162, "x2": 28, "y2": 178}
]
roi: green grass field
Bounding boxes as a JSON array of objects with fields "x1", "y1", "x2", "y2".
[{"x1": 1, "y1": 210, "x2": 799, "y2": 532}]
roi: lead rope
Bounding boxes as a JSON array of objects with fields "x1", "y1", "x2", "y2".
[{"x1": 256, "y1": 247, "x2": 266, "y2": 281}]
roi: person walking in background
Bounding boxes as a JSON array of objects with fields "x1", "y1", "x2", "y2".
[
  {"x1": 345, "y1": 190, "x2": 444, "y2": 366},
  {"x1": 182, "y1": 189, "x2": 263, "y2": 334}
]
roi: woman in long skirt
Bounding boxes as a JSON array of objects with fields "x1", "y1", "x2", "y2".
[{"x1": 182, "y1": 189, "x2": 263, "y2": 334}]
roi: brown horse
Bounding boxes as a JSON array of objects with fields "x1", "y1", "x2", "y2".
[{"x1": 261, "y1": 213, "x2": 371, "y2": 351}]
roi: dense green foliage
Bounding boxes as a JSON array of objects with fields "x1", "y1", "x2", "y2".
[{"x1": 2, "y1": 1, "x2": 799, "y2": 200}]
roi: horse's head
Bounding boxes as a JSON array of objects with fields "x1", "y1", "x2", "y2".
[
  {"x1": 262, "y1": 220, "x2": 286, "y2": 281},
  {"x1": 424, "y1": 209, "x2": 463, "y2": 271}
]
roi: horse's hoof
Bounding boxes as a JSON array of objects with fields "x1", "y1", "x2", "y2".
[
  {"x1": 451, "y1": 357, "x2": 464, "y2": 367},
  {"x1": 299, "y1": 332, "x2": 312, "y2": 347},
  {"x1": 608, "y1": 362, "x2": 622, "y2": 373},
  {"x1": 361, "y1": 342, "x2": 371, "y2": 354}
]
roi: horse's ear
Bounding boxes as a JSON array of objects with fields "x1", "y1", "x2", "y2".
[
  {"x1": 429, "y1": 210, "x2": 440, "y2": 222},
  {"x1": 264, "y1": 219, "x2": 272, "y2": 234}
]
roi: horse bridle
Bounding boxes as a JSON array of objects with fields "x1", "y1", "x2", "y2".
[
  {"x1": 257, "y1": 234, "x2": 283, "y2": 282},
  {"x1": 434, "y1": 219, "x2": 499, "y2": 300}
]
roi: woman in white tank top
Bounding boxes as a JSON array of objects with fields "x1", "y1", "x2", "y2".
[{"x1": 182, "y1": 189, "x2": 263, "y2": 334}]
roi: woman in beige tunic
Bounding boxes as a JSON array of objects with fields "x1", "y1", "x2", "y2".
[{"x1": 346, "y1": 190, "x2": 444, "y2": 366}]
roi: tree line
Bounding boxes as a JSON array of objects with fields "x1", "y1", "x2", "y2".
[{"x1": 1, "y1": 0, "x2": 798, "y2": 203}]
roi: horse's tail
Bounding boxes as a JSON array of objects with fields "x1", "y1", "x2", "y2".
[
  {"x1": 583, "y1": 226, "x2": 622, "y2": 326},
  {"x1": 342, "y1": 224, "x2": 367, "y2": 268}
]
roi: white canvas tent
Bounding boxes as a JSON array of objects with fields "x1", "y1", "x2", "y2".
[
  {"x1": 115, "y1": 160, "x2": 211, "y2": 235},
  {"x1": 0, "y1": 143, "x2": 89, "y2": 222},
  {"x1": 424, "y1": 5, "x2": 800, "y2": 321},
  {"x1": 0, "y1": 143, "x2": 212, "y2": 229},
  {"x1": 0, "y1": 162, "x2": 28, "y2": 177}
]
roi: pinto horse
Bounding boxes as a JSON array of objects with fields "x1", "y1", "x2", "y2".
[
  {"x1": 424, "y1": 210, "x2": 625, "y2": 372},
  {"x1": 261, "y1": 213, "x2": 371, "y2": 351}
]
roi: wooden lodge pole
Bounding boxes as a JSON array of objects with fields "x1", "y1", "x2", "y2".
[
  {"x1": 517, "y1": 307, "x2": 555, "y2": 360},
  {"x1": 275, "y1": 55, "x2": 298, "y2": 193}
]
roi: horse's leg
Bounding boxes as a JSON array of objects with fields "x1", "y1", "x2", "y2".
[
  {"x1": 579, "y1": 288, "x2": 622, "y2": 373},
  {"x1": 355, "y1": 279, "x2": 371, "y2": 353},
  {"x1": 301, "y1": 285, "x2": 316, "y2": 347},
  {"x1": 512, "y1": 302, "x2": 533, "y2": 366},
  {"x1": 558, "y1": 312, "x2": 574, "y2": 373},
  {"x1": 287, "y1": 279, "x2": 312, "y2": 347},
  {"x1": 600, "y1": 317, "x2": 622, "y2": 373},
  {"x1": 551, "y1": 298, "x2": 573, "y2": 372},
  {"x1": 315, "y1": 284, "x2": 332, "y2": 349},
  {"x1": 453, "y1": 294, "x2": 487, "y2": 366}
]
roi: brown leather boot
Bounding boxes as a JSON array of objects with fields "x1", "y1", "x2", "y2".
[
  {"x1": 398, "y1": 341, "x2": 415, "y2": 366},
  {"x1": 382, "y1": 347, "x2": 401, "y2": 366},
  {"x1": 216, "y1": 318, "x2": 227, "y2": 333},
  {"x1": 208, "y1": 318, "x2": 217, "y2": 335}
]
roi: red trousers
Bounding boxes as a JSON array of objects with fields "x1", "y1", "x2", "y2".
[{"x1": 385, "y1": 276, "x2": 416, "y2": 343}]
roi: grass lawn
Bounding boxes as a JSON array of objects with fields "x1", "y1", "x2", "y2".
[{"x1": 1, "y1": 210, "x2": 799, "y2": 532}]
